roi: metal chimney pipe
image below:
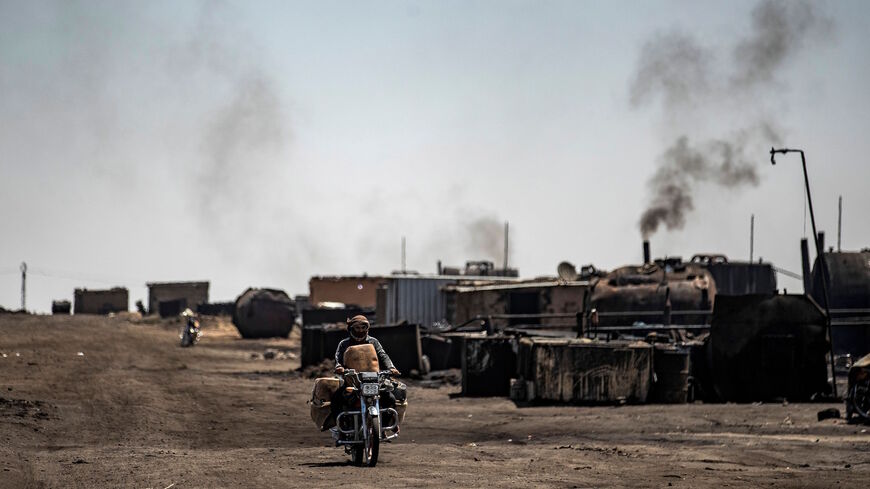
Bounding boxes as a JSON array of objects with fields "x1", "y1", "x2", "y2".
[
  {"x1": 750, "y1": 214, "x2": 755, "y2": 263},
  {"x1": 643, "y1": 240, "x2": 651, "y2": 264},
  {"x1": 837, "y1": 196, "x2": 842, "y2": 252},
  {"x1": 503, "y1": 221, "x2": 509, "y2": 272},
  {"x1": 817, "y1": 231, "x2": 825, "y2": 258}
]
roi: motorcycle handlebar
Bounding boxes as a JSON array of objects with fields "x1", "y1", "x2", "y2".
[{"x1": 340, "y1": 369, "x2": 394, "y2": 378}]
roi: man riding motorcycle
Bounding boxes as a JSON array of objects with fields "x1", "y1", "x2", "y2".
[{"x1": 331, "y1": 315, "x2": 401, "y2": 429}]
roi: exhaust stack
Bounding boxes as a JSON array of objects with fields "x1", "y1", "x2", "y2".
[{"x1": 643, "y1": 240, "x2": 651, "y2": 264}]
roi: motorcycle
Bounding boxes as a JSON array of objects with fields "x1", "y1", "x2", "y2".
[
  {"x1": 330, "y1": 369, "x2": 399, "y2": 467},
  {"x1": 179, "y1": 316, "x2": 201, "y2": 347}
]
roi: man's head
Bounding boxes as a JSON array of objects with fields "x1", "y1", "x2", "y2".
[{"x1": 347, "y1": 315, "x2": 370, "y2": 341}]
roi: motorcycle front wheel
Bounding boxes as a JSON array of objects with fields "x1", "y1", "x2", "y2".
[{"x1": 364, "y1": 414, "x2": 380, "y2": 467}]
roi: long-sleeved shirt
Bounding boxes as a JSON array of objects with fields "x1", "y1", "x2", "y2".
[{"x1": 335, "y1": 335, "x2": 394, "y2": 370}]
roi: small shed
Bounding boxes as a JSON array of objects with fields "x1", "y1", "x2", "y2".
[
  {"x1": 146, "y1": 281, "x2": 209, "y2": 317},
  {"x1": 74, "y1": 287, "x2": 128, "y2": 315},
  {"x1": 51, "y1": 300, "x2": 71, "y2": 315}
]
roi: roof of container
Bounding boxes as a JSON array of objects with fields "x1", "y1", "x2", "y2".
[
  {"x1": 74, "y1": 287, "x2": 128, "y2": 292},
  {"x1": 446, "y1": 280, "x2": 589, "y2": 293},
  {"x1": 310, "y1": 273, "x2": 520, "y2": 282},
  {"x1": 146, "y1": 281, "x2": 209, "y2": 288}
]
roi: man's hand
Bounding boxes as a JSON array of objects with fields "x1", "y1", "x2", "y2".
[
  {"x1": 335, "y1": 365, "x2": 345, "y2": 375},
  {"x1": 389, "y1": 367, "x2": 401, "y2": 377}
]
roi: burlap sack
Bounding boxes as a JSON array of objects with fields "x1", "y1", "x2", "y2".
[
  {"x1": 395, "y1": 400, "x2": 408, "y2": 426},
  {"x1": 310, "y1": 377, "x2": 340, "y2": 430},
  {"x1": 343, "y1": 343, "x2": 380, "y2": 372}
]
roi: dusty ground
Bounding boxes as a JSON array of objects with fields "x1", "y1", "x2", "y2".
[{"x1": 0, "y1": 314, "x2": 868, "y2": 488}]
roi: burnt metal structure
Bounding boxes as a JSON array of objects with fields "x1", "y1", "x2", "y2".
[
  {"x1": 770, "y1": 148, "x2": 837, "y2": 397},
  {"x1": 300, "y1": 322, "x2": 424, "y2": 373},
  {"x1": 710, "y1": 294, "x2": 830, "y2": 401},
  {"x1": 811, "y1": 250, "x2": 870, "y2": 358}
]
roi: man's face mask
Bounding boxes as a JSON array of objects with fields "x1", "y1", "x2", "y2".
[{"x1": 351, "y1": 323, "x2": 368, "y2": 340}]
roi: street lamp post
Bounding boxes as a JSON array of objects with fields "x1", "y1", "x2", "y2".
[{"x1": 770, "y1": 148, "x2": 837, "y2": 398}]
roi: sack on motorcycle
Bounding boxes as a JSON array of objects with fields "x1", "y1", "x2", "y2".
[
  {"x1": 391, "y1": 381, "x2": 408, "y2": 425},
  {"x1": 393, "y1": 381, "x2": 407, "y2": 403},
  {"x1": 343, "y1": 343, "x2": 380, "y2": 372},
  {"x1": 310, "y1": 377, "x2": 340, "y2": 430},
  {"x1": 395, "y1": 399, "x2": 408, "y2": 425}
]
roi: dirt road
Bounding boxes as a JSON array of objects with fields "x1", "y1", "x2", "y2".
[{"x1": 1, "y1": 314, "x2": 867, "y2": 488}]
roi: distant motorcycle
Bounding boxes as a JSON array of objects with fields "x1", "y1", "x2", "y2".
[
  {"x1": 330, "y1": 369, "x2": 400, "y2": 467},
  {"x1": 179, "y1": 309, "x2": 201, "y2": 348}
]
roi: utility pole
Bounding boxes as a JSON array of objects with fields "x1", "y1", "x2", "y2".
[
  {"x1": 770, "y1": 148, "x2": 837, "y2": 398},
  {"x1": 401, "y1": 236, "x2": 406, "y2": 274},
  {"x1": 750, "y1": 214, "x2": 755, "y2": 263},
  {"x1": 20, "y1": 262, "x2": 27, "y2": 311},
  {"x1": 837, "y1": 195, "x2": 842, "y2": 252},
  {"x1": 503, "y1": 221, "x2": 509, "y2": 272}
]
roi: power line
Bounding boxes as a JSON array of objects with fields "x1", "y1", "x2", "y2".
[{"x1": 3, "y1": 264, "x2": 148, "y2": 286}]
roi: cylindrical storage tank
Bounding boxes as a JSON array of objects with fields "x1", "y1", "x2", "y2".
[
  {"x1": 812, "y1": 251, "x2": 870, "y2": 309},
  {"x1": 232, "y1": 288, "x2": 296, "y2": 339},
  {"x1": 590, "y1": 262, "x2": 715, "y2": 326}
]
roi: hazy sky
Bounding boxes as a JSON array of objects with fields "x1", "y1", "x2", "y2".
[{"x1": 2, "y1": 0, "x2": 869, "y2": 312}]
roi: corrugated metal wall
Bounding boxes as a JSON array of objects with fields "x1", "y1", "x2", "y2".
[{"x1": 385, "y1": 277, "x2": 455, "y2": 326}]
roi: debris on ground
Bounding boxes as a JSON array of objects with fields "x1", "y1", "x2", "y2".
[
  {"x1": 413, "y1": 369, "x2": 461, "y2": 388},
  {"x1": 818, "y1": 408, "x2": 841, "y2": 421},
  {"x1": 299, "y1": 359, "x2": 336, "y2": 379},
  {"x1": 250, "y1": 349, "x2": 297, "y2": 361},
  {"x1": 0, "y1": 397, "x2": 52, "y2": 419}
]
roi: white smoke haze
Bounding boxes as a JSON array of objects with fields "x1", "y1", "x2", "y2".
[{"x1": 632, "y1": 0, "x2": 835, "y2": 238}]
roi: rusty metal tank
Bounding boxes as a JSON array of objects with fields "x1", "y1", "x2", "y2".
[
  {"x1": 811, "y1": 249, "x2": 870, "y2": 357},
  {"x1": 589, "y1": 257, "x2": 716, "y2": 326},
  {"x1": 232, "y1": 288, "x2": 296, "y2": 338},
  {"x1": 811, "y1": 250, "x2": 870, "y2": 310}
]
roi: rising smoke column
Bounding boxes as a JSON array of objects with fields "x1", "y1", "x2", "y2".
[
  {"x1": 631, "y1": 0, "x2": 834, "y2": 238},
  {"x1": 465, "y1": 215, "x2": 507, "y2": 263},
  {"x1": 640, "y1": 135, "x2": 761, "y2": 237}
]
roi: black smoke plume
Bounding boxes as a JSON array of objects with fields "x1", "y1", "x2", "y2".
[
  {"x1": 632, "y1": 0, "x2": 834, "y2": 238},
  {"x1": 640, "y1": 135, "x2": 762, "y2": 238}
]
